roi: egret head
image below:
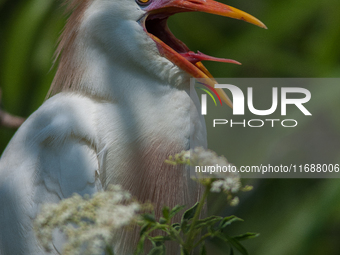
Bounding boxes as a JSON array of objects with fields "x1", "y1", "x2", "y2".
[{"x1": 50, "y1": 0, "x2": 265, "y2": 105}]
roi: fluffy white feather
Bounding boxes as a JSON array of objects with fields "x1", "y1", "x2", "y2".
[{"x1": 0, "y1": 0, "x2": 206, "y2": 254}]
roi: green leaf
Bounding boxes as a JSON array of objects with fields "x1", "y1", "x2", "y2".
[
  {"x1": 143, "y1": 213, "x2": 156, "y2": 223},
  {"x1": 150, "y1": 235, "x2": 172, "y2": 243},
  {"x1": 147, "y1": 245, "x2": 165, "y2": 255},
  {"x1": 181, "y1": 219, "x2": 189, "y2": 234},
  {"x1": 233, "y1": 232, "x2": 259, "y2": 241},
  {"x1": 159, "y1": 217, "x2": 167, "y2": 224},
  {"x1": 135, "y1": 235, "x2": 146, "y2": 255},
  {"x1": 169, "y1": 226, "x2": 181, "y2": 241},
  {"x1": 157, "y1": 225, "x2": 169, "y2": 232},
  {"x1": 195, "y1": 216, "x2": 223, "y2": 230},
  {"x1": 200, "y1": 243, "x2": 207, "y2": 255},
  {"x1": 219, "y1": 216, "x2": 243, "y2": 229},
  {"x1": 140, "y1": 223, "x2": 150, "y2": 236},
  {"x1": 170, "y1": 205, "x2": 185, "y2": 218},
  {"x1": 172, "y1": 223, "x2": 180, "y2": 231},
  {"x1": 181, "y1": 202, "x2": 199, "y2": 222},
  {"x1": 162, "y1": 206, "x2": 170, "y2": 220},
  {"x1": 230, "y1": 247, "x2": 234, "y2": 255},
  {"x1": 217, "y1": 233, "x2": 248, "y2": 255}
]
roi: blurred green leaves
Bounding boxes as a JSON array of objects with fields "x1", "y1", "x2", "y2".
[
  {"x1": 169, "y1": 0, "x2": 340, "y2": 78},
  {"x1": 0, "y1": 0, "x2": 63, "y2": 151}
]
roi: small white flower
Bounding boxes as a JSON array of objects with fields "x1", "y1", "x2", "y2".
[
  {"x1": 166, "y1": 147, "x2": 242, "y2": 195},
  {"x1": 210, "y1": 180, "x2": 225, "y2": 193},
  {"x1": 34, "y1": 185, "x2": 140, "y2": 255},
  {"x1": 210, "y1": 177, "x2": 241, "y2": 194},
  {"x1": 230, "y1": 196, "x2": 240, "y2": 206}
]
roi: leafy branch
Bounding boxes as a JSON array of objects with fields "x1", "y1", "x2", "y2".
[
  {"x1": 35, "y1": 148, "x2": 258, "y2": 255},
  {"x1": 136, "y1": 178, "x2": 258, "y2": 255}
]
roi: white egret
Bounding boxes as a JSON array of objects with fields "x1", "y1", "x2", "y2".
[{"x1": 0, "y1": 0, "x2": 265, "y2": 254}]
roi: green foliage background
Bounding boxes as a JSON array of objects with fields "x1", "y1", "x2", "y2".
[{"x1": 1, "y1": 0, "x2": 340, "y2": 254}]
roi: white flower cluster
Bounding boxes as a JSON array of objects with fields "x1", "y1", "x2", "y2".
[
  {"x1": 166, "y1": 147, "x2": 241, "y2": 195},
  {"x1": 166, "y1": 147, "x2": 230, "y2": 167},
  {"x1": 34, "y1": 185, "x2": 140, "y2": 255},
  {"x1": 189, "y1": 147, "x2": 230, "y2": 167},
  {"x1": 210, "y1": 178, "x2": 241, "y2": 194}
]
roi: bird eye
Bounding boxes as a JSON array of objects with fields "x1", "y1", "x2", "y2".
[{"x1": 136, "y1": 0, "x2": 151, "y2": 6}]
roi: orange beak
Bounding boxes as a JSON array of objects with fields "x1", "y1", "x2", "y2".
[{"x1": 140, "y1": 0, "x2": 266, "y2": 107}]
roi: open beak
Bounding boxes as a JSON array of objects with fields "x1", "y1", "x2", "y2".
[{"x1": 140, "y1": 0, "x2": 266, "y2": 107}]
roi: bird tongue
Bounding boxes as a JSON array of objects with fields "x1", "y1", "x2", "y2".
[{"x1": 180, "y1": 51, "x2": 241, "y2": 65}]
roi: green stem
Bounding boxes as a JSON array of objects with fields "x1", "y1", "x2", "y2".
[
  {"x1": 169, "y1": 226, "x2": 185, "y2": 246},
  {"x1": 184, "y1": 185, "x2": 210, "y2": 250},
  {"x1": 144, "y1": 222, "x2": 184, "y2": 247},
  {"x1": 193, "y1": 233, "x2": 212, "y2": 248}
]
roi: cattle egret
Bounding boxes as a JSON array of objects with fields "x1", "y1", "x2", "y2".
[{"x1": 0, "y1": 0, "x2": 265, "y2": 254}]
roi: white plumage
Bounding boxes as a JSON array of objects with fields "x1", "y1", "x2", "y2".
[{"x1": 0, "y1": 0, "x2": 265, "y2": 254}]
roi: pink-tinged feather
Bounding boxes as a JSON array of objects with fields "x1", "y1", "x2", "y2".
[
  {"x1": 112, "y1": 139, "x2": 202, "y2": 254},
  {"x1": 48, "y1": 0, "x2": 92, "y2": 98}
]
